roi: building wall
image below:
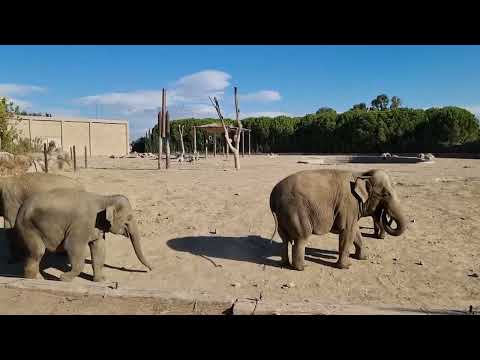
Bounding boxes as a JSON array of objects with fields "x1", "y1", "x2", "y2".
[
  {"x1": 62, "y1": 121, "x2": 90, "y2": 155},
  {"x1": 30, "y1": 119, "x2": 62, "y2": 147},
  {"x1": 90, "y1": 122, "x2": 128, "y2": 156},
  {"x1": 9, "y1": 116, "x2": 129, "y2": 156}
]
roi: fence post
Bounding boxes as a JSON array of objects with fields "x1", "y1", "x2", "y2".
[
  {"x1": 73, "y1": 146, "x2": 77, "y2": 172},
  {"x1": 43, "y1": 143, "x2": 48, "y2": 173},
  {"x1": 84, "y1": 146, "x2": 88, "y2": 168}
]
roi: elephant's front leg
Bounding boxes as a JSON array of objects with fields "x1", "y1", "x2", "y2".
[
  {"x1": 353, "y1": 228, "x2": 368, "y2": 260},
  {"x1": 336, "y1": 228, "x2": 355, "y2": 269},
  {"x1": 373, "y1": 209, "x2": 386, "y2": 239},
  {"x1": 89, "y1": 238, "x2": 106, "y2": 282},
  {"x1": 60, "y1": 238, "x2": 87, "y2": 282}
]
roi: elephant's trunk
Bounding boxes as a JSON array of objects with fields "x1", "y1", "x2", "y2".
[
  {"x1": 126, "y1": 221, "x2": 153, "y2": 271},
  {"x1": 381, "y1": 200, "x2": 408, "y2": 236}
]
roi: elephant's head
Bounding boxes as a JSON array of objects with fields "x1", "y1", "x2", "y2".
[
  {"x1": 97, "y1": 195, "x2": 152, "y2": 270},
  {"x1": 353, "y1": 169, "x2": 408, "y2": 237}
]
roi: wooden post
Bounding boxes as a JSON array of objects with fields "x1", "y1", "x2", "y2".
[
  {"x1": 226, "y1": 136, "x2": 229, "y2": 158},
  {"x1": 159, "y1": 137, "x2": 163, "y2": 166},
  {"x1": 242, "y1": 130, "x2": 245, "y2": 158},
  {"x1": 73, "y1": 145, "x2": 77, "y2": 172},
  {"x1": 214, "y1": 134, "x2": 217, "y2": 157},
  {"x1": 43, "y1": 143, "x2": 48, "y2": 173},
  {"x1": 193, "y1": 126, "x2": 197, "y2": 155},
  {"x1": 84, "y1": 146, "x2": 88, "y2": 168},
  {"x1": 205, "y1": 143, "x2": 208, "y2": 159},
  {"x1": 70, "y1": 146, "x2": 73, "y2": 161},
  {"x1": 248, "y1": 131, "x2": 251, "y2": 156},
  {"x1": 158, "y1": 88, "x2": 166, "y2": 170},
  {"x1": 165, "y1": 111, "x2": 170, "y2": 169}
]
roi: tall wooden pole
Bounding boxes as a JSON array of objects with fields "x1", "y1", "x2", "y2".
[
  {"x1": 242, "y1": 130, "x2": 245, "y2": 158},
  {"x1": 84, "y1": 146, "x2": 88, "y2": 168},
  {"x1": 158, "y1": 88, "x2": 166, "y2": 170},
  {"x1": 214, "y1": 134, "x2": 217, "y2": 157},
  {"x1": 165, "y1": 110, "x2": 170, "y2": 169},
  {"x1": 248, "y1": 131, "x2": 251, "y2": 156},
  {"x1": 193, "y1": 126, "x2": 197, "y2": 155}
]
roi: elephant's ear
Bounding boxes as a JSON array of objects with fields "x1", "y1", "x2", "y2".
[
  {"x1": 106, "y1": 206, "x2": 115, "y2": 224},
  {"x1": 353, "y1": 177, "x2": 370, "y2": 203}
]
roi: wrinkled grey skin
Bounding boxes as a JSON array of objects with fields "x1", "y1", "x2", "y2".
[
  {"x1": 0, "y1": 173, "x2": 83, "y2": 228},
  {"x1": 12, "y1": 189, "x2": 152, "y2": 282},
  {"x1": 270, "y1": 169, "x2": 408, "y2": 270}
]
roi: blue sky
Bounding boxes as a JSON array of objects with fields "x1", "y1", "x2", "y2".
[{"x1": 1, "y1": 45, "x2": 479, "y2": 140}]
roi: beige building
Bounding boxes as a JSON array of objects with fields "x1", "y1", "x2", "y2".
[{"x1": 10, "y1": 115, "x2": 129, "y2": 156}]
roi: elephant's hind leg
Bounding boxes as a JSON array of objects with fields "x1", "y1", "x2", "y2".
[
  {"x1": 292, "y1": 238, "x2": 307, "y2": 271},
  {"x1": 89, "y1": 238, "x2": 106, "y2": 282},
  {"x1": 20, "y1": 230, "x2": 46, "y2": 279},
  {"x1": 61, "y1": 236, "x2": 87, "y2": 282},
  {"x1": 277, "y1": 226, "x2": 290, "y2": 267}
]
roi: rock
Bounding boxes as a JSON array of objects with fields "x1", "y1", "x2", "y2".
[
  {"x1": 411, "y1": 219, "x2": 416, "y2": 223},
  {"x1": 281, "y1": 282, "x2": 296, "y2": 289},
  {"x1": 468, "y1": 273, "x2": 479, "y2": 278},
  {"x1": 109, "y1": 155, "x2": 116, "y2": 158},
  {"x1": 415, "y1": 261, "x2": 423, "y2": 266},
  {"x1": 0, "y1": 152, "x2": 14, "y2": 162},
  {"x1": 231, "y1": 282, "x2": 241, "y2": 288}
]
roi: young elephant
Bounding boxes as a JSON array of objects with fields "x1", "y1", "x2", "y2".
[
  {"x1": 13, "y1": 189, "x2": 152, "y2": 282},
  {"x1": 270, "y1": 169, "x2": 408, "y2": 270}
]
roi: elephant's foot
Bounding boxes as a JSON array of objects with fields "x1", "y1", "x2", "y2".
[
  {"x1": 60, "y1": 272, "x2": 77, "y2": 282},
  {"x1": 291, "y1": 261, "x2": 305, "y2": 271},
  {"x1": 335, "y1": 258, "x2": 352, "y2": 269},
  {"x1": 93, "y1": 274, "x2": 106, "y2": 282},
  {"x1": 353, "y1": 251, "x2": 368, "y2": 261}
]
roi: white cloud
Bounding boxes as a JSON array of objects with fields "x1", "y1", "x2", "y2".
[
  {"x1": 77, "y1": 70, "x2": 233, "y2": 115},
  {"x1": 0, "y1": 84, "x2": 46, "y2": 96},
  {"x1": 240, "y1": 90, "x2": 281, "y2": 102}
]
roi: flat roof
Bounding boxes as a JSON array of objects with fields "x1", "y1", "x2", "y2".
[{"x1": 15, "y1": 115, "x2": 128, "y2": 125}]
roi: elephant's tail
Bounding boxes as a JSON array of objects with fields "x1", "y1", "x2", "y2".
[{"x1": 270, "y1": 211, "x2": 278, "y2": 244}]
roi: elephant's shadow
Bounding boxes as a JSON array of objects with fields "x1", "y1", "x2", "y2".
[
  {"x1": 166, "y1": 235, "x2": 341, "y2": 269},
  {"x1": 0, "y1": 229, "x2": 147, "y2": 281}
]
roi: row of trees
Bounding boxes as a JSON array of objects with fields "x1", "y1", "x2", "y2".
[{"x1": 133, "y1": 104, "x2": 480, "y2": 154}]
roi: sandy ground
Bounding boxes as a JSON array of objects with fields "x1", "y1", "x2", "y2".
[{"x1": 1, "y1": 154, "x2": 479, "y2": 313}]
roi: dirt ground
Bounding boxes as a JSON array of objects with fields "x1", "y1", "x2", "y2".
[{"x1": 1, "y1": 154, "x2": 479, "y2": 313}]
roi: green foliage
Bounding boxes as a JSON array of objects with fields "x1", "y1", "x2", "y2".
[
  {"x1": 136, "y1": 102, "x2": 480, "y2": 154},
  {"x1": 390, "y1": 96, "x2": 402, "y2": 110},
  {"x1": 351, "y1": 103, "x2": 367, "y2": 111},
  {"x1": 0, "y1": 97, "x2": 40, "y2": 154}
]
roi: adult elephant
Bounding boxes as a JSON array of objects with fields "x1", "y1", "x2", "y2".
[
  {"x1": 13, "y1": 189, "x2": 152, "y2": 282},
  {"x1": 270, "y1": 169, "x2": 408, "y2": 270},
  {"x1": 0, "y1": 173, "x2": 84, "y2": 228}
]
